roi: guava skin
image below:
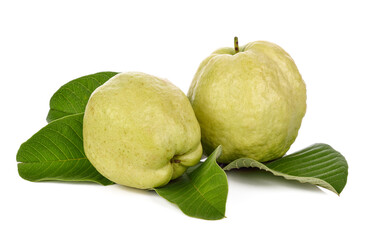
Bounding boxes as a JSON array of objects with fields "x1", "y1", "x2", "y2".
[
  {"x1": 188, "y1": 41, "x2": 306, "y2": 163},
  {"x1": 84, "y1": 72, "x2": 202, "y2": 189}
]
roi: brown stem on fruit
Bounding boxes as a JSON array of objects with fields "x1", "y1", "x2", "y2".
[{"x1": 234, "y1": 36, "x2": 239, "y2": 53}]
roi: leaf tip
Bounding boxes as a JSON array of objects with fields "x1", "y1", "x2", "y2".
[{"x1": 213, "y1": 145, "x2": 222, "y2": 159}]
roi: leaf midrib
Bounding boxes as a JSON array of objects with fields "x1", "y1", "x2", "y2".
[
  {"x1": 188, "y1": 169, "x2": 225, "y2": 218},
  {"x1": 18, "y1": 157, "x2": 89, "y2": 164}
]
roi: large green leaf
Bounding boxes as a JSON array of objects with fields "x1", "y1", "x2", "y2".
[
  {"x1": 155, "y1": 146, "x2": 228, "y2": 220},
  {"x1": 17, "y1": 113, "x2": 113, "y2": 185},
  {"x1": 47, "y1": 72, "x2": 118, "y2": 122},
  {"x1": 223, "y1": 143, "x2": 348, "y2": 195}
]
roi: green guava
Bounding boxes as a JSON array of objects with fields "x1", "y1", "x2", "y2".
[
  {"x1": 188, "y1": 38, "x2": 306, "y2": 163},
  {"x1": 84, "y1": 72, "x2": 202, "y2": 189}
]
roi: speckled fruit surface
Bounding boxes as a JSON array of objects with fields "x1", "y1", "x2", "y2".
[
  {"x1": 188, "y1": 40, "x2": 306, "y2": 163},
  {"x1": 84, "y1": 72, "x2": 202, "y2": 189}
]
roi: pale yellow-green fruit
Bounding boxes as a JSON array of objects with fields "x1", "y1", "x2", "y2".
[
  {"x1": 188, "y1": 40, "x2": 306, "y2": 163},
  {"x1": 83, "y1": 72, "x2": 202, "y2": 189}
]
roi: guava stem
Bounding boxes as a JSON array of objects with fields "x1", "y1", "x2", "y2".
[{"x1": 234, "y1": 36, "x2": 239, "y2": 53}]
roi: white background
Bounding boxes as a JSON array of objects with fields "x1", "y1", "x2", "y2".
[{"x1": 1, "y1": 0, "x2": 369, "y2": 239}]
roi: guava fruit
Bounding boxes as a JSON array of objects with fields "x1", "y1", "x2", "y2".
[
  {"x1": 188, "y1": 38, "x2": 306, "y2": 163},
  {"x1": 84, "y1": 72, "x2": 202, "y2": 189}
]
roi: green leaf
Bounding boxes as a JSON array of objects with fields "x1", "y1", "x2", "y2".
[
  {"x1": 155, "y1": 146, "x2": 228, "y2": 220},
  {"x1": 17, "y1": 113, "x2": 113, "y2": 185},
  {"x1": 47, "y1": 72, "x2": 118, "y2": 122},
  {"x1": 223, "y1": 143, "x2": 348, "y2": 195}
]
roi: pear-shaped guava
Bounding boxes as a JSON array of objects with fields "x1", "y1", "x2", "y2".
[{"x1": 188, "y1": 39, "x2": 306, "y2": 163}]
